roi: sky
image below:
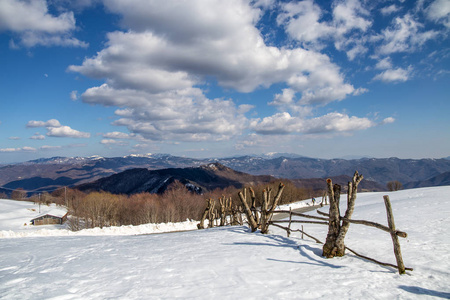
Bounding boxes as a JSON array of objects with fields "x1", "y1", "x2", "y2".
[{"x1": 0, "y1": 0, "x2": 449, "y2": 163}]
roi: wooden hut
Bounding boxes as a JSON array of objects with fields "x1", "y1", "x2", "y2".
[{"x1": 30, "y1": 208, "x2": 68, "y2": 226}]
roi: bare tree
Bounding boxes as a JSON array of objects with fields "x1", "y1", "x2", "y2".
[
  {"x1": 387, "y1": 181, "x2": 403, "y2": 191},
  {"x1": 11, "y1": 188, "x2": 27, "y2": 200},
  {"x1": 322, "y1": 171, "x2": 363, "y2": 258}
]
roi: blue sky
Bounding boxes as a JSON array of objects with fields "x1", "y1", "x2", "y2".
[{"x1": 0, "y1": 0, "x2": 449, "y2": 163}]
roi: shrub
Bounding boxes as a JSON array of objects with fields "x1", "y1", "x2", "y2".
[{"x1": 387, "y1": 181, "x2": 403, "y2": 191}]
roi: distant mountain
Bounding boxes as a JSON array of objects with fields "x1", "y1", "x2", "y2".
[
  {"x1": 76, "y1": 163, "x2": 274, "y2": 195},
  {"x1": 0, "y1": 154, "x2": 204, "y2": 193},
  {"x1": 1, "y1": 154, "x2": 450, "y2": 193},
  {"x1": 404, "y1": 171, "x2": 450, "y2": 189},
  {"x1": 218, "y1": 156, "x2": 450, "y2": 185},
  {"x1": 291, "y1": 175, "x2": 385, "y2": 193}
]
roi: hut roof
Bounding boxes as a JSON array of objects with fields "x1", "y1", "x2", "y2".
[{"x1": 31, "y1": 208, "x2": 68, "y2": 221}]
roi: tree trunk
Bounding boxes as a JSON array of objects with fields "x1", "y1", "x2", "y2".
[
  {"x1": 322, "y1": 180, "x2": 341, "y2": 258},
  {"x1": 249, "y1": 187, "x2": 260, "y2": 227},
  {"x1": 208, "y1": 199, "x2": 216, "y2": 228},
  {"x1": 198, "y1": 198, "x2": 212, "y2": 229},
  {"x1": 260, "y1": 183, "x2": 285, "y2": 234},
  {"x1": 238, "y1": 189, "x2": 258, "y2": 232},
  {"x1": 335, "y1": 171, "x2": 363, "y2": 256},
  {"x1": 260, "y1": 188, "x2": 270, "y2": 234}
]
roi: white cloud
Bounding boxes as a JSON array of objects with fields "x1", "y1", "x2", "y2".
[
  {"x1": 0, "y1": 147, "x2": 36, "y2": 153},
  {"x1": 373, "y1": 67, "x2": 412, "y2": 83},
  {"x1": 377, "y1": 14, "x2": 439, "y2": 55},
  {"x1": 8, "y1": 136, "x2": 21, "y2": 140},
  {"x1": 19, "y1": 31, "x2": 88, "y2": 48},
  {"x1": 100, "y1": 139, "x2": 129, "y2": 146},
  {"x1": 380, "y1": 4, "x2": 400, "y2": 16},
  {"x1": 70, "y1": 90, "x2": 78, "y2": 101},
  {"x1": 0, "y1": 148, "x2": 19, "y2": 153},
  {"x1": 26, "y1": 119, "x2": 90, "y2": 138},
  {"x1": 277, "y1": 0, "x2": 334, "y2": 47},
  {"x1": 380, "y1": 117, "x2": 396, "y2": 125},
  {"x1": 426, "y1": 0, "x2": 450, "y2": 28},
  {"x1": 375, "y1": 57, "x2": 393, "y2": 70},
  {"x1": 103, "y1": 87, "x2": 249, "y2": 142},
  {"x1": 40, "y1": 145, "x2": 62, "y2": 150},
  {"x1": 250, "y1": 112, "x2": 375, "y2": 135},
  {"x1": 27, "y1": 119, "x2": 61, "y2": 128},
  {"x1": 353, "y1": 87, "x2": 369, "y2": 96},
  {"x1": 345, "y1": 42, "x2": 368, "y2": 61},
  {"x1": 30, "y1": 133, "x2": 46, "y2": 140},
  {"x1": 103, "y1": 131, "x2": 135, "y2": 139},
  {"x1": 332, "y1": 0, "x2": 371, "y2": 34},
  {"x1": 0, "y1": 0, "x2": 87, "y2": 47},
  {"x1": 270, "y1": 88, "x2": 296, "y2": 106},
  {"x1": 69, "y1": 0, "x2": 358, "y2": 142},
  {"x1": 278, "y1": 0, "x2": 371, "y2": 60},
  {"x1": 46, "y1": 126, "x2": 90, "y2": 138}
]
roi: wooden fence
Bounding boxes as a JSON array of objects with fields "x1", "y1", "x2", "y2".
[
  {"x1": 270, "y1": 173, "x2": 412, "y2": 275},
  {"x1": 270, "y1": 197, "x2": 412, "y2": 274}
]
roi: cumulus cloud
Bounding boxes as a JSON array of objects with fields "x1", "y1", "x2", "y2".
[
  {"x1": 67, "y1": 0, "x2": 360, "y2": 142},
  {"x1": 277, "y1": 0, "x2": 334, "y2": 47},
  {"x1": 270, "y1": 88, "x2": 296, "y2": 106},
  {"x1": 250, "y1": 112, "x2": 375, "y2": 135},
  {"x1": 380, "y1": 5, "x2": 400, "y2": 16},
  {"x1": 46, "y1": 126, "x2": 90, "y2": 138},
  {"x1": 380, "y1": 117, "x2": 396, "y2": 125},
  {"x1": 376, "y1": 14, "x2": 439, "y2": 55},
  {"x1": 70, "y1": 90, "x2": 78, "y2": 101},
  {"x1": 375, "y1": 57, "x2": 393, "y2": 70},
  {"x1": 8, "y1": 136, "x2": 21, "y2": 140},
  {"x1": 0, "y1": 0, "x2": 87, "y2": 48},
  {"x1": 353, "y1": 87, "x2": 369, "y2": 96},
  {"x1": 103, "y1": 131, "x2": 135, "y2": 139},
  {"x1": 426, "y1": 0, "x2": 450, "y2": 28},
  {"x1": 103, "y1": 87, "x2": 249, "y2": 142},
  {"x1": 68, "y1": 0, "x2": 425, "y2": 145},
  {"x1": 100, "y1": 139, "x2": 129, "y2": 146},
  {"x1": 0, "y1": 146, "x2": 36, "y2": 153},
  {"x1": 278, "y1": 0, "x2": 371, "y2": 59},
  {"x1": 27, "y1": 119, "x2": 61, "y2": 128},
  {"x1": 373, "y1": 67, "x2": 412, "y2": 83},
  {"x1": 40, "y1": 145, "x2": 62, "y2": 150},
  {"x1": 30, "y1": 133, "x2": 46, "y2": 140},
  {"x1": 70, "y1": 25, "x2": 354, "y2": 103},
  {"x1": 26, "y1": 119, "x2": 90, "y2": 138}
]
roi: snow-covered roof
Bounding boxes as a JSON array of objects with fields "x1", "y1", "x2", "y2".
[{"x1": 31, "y1": 208, "x2": 68, "y2": 220}]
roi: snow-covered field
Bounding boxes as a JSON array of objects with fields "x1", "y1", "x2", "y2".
[{"x1": 1, "y1": 186, "x2": 449, "y2": 299}]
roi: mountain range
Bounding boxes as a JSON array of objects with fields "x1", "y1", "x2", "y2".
[
  {"x1": 76, "y1": 163, "x2": 274, "y2": 195},
  {"x1": 1, "y1": 153, "x2": 450, "y2": 195}
]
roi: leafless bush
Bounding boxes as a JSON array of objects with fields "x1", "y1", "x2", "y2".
[
  {"x1": 67, "y1": 181, "x2": 208, "y2": 230},
  {"x1": 387, "y1": 181, "x2": 403, "y2": 191},
  {"x1": 11, "y1": 188, "x2": 27, "y2": 200}
]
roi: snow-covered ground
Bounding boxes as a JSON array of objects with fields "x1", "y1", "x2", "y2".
[{"x1": 1, "y1": 186, "x2": 449, "y2": 299}]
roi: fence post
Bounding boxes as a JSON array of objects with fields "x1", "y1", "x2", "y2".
[
  {"x1": 383, "y1": 195, "x2": 406, "y2": 274},
  {"x1": 287, "y1": 207, "x2": 292, "y2": 237}
]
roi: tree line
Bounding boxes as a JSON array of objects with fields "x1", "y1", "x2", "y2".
[{"x1": 5, "y1": 180, "x2": 314, "y2": 231}]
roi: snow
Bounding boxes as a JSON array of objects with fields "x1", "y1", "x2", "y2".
[
  {"x1": 1, "y1": 186, "x2": 450, "y2": 299},
  {"x1": 0, "y1": 199, "x2": 199, "y2": 238},
  {"x1": 0, "y1": 200, "x2": 68, "y2": 233}
]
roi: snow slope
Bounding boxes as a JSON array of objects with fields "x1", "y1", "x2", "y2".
[{"x1": 1, "y1": 187, "x2": 449, "y2": 299}]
